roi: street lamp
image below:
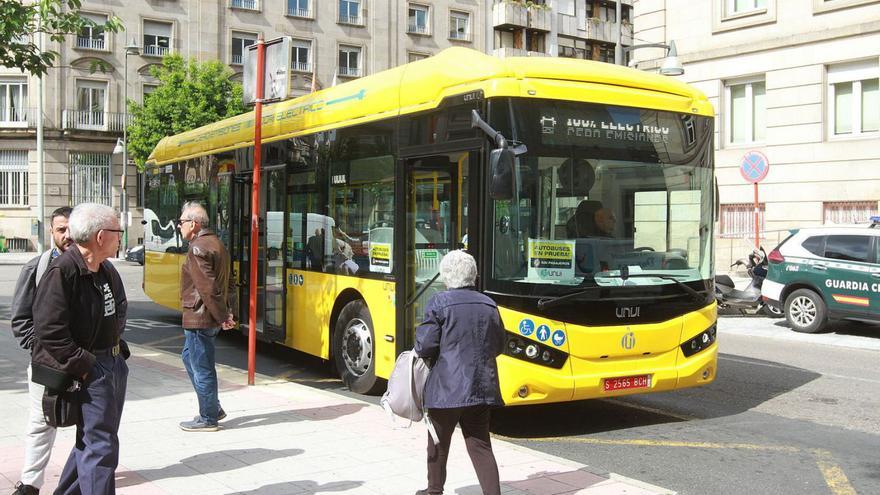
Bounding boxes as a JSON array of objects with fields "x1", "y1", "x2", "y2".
[
  {"x1": 623, "y1": 41, "x2": 684, "y2": 76},
  {"x1": 119, "y1": 38, "x2": 140, "y2": 250}
]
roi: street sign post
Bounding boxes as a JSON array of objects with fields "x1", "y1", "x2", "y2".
[
  {"x1": 740, "y1": 151, "x2": 770, "y2": 248},
  {"x1": 243, "y1": 37, "x2": 291, "y2": 105}
]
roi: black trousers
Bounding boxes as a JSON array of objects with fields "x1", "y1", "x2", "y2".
[{"x1": 426, "y1": 405, "x2": 500, "y2": 495}]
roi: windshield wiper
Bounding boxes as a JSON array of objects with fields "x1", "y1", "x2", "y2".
[
  {"x1": 537, "y1": 287, "x2": 601, "y2": 310},
  {"x1": 596, "y1": 271, "x2": 707, "y2": 303}
]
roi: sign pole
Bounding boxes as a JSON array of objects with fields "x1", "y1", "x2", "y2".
[
  {"x1": 754, "y1": 182, "x2": 760, "y2": 249},
  {"x1": 248, "y1": 36, "x2": 265, "y2": 386}
]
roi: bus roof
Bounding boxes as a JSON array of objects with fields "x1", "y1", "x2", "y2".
[{"x1": 147, "y1": 47, "x2": 712, "y2": 167}]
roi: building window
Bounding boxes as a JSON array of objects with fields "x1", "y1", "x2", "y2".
[
  {"x1": 408, "y1": 4, "x2": 429, "y2": 34},
  {"x1": 292, "y1": 39, "x2": 312, "y2": 72},
  {"x1": 143, "y1": 21, "x2": 172, "y2": 57},
  {"x1": 0, "y1": 78, "x2": 28, "y2": 125},
  {"x1": 449, "y1": 10, "x2": 470, "y2": 40},
  {"x1": 143, "y1": 84, "x2": 158, "y2": 103},
  {"x1": 288, "y1": 0, "x2": 311, "y2": 17},
  {"x1": 0, "y1": 150, "x2": 28, "y2": 207},
  {"x1": 231, "y1": 0, "x2": 258, "y2": 10},
  {"x1": 76, "y1": 13, "x2": 107, "y2": 50},
  {"x1": 338, "y1": 45, "x2": 361, "y2": 77},
  {"x1": 728, "y1": 0, "x2": 767, "y2": 15},
  {"x1": 823, "y1": 201, "x2": 878, "y2": 225},
  {"x1": 70, "y1": 152, "x2": 111, "y2": 205},
  {"x1": 726, "y1": 79, "x2": 765, "y2": 145},
  {"x1": 231, "y1": 31, "x2": 257, "y2": 65},
  {"x1": 720, "y1": 203, "x2": 765, "y2": 238},
  {"x1": 74, "y1": 80, "x2": 107, "y2": 129},
  {"x1": 339, "y1": 0, "x2": 362, "y2": 25},
  {"x1": 408, "y1": 51, "x2": 429, "y2": 63},
  {"x1": 828, "y1": 60, "x2": 879, "y2": 138}
]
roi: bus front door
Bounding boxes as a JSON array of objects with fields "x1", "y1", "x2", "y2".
[{"x1": 403, "y1": 151, "x2": 473, "y2": 350}]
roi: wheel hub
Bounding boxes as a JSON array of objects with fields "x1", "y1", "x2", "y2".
[
  {"x1": 340, "y1": 318, "x2": 372, "y2": 377},
  {"x1": 790, "y1": 296, "x2": 816, "y2": 327}
]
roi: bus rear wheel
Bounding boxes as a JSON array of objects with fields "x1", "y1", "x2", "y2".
[{"x1": 333, "y1": 300, "x2": 381, "y2": 394}]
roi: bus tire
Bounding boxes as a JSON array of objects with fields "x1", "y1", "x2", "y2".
[
  {"x1": 784, "y1": 289, "x2": 827, "y2": 333},
  {"x1": 333, "y1": 300, "x2": 381, "y2": 394}
]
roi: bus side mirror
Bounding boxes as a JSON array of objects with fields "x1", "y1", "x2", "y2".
[{"x1": 489, "y1": 148, "x2": 516, "y2": 200}]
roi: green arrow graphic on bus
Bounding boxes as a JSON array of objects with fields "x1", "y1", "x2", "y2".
[{"x1": 326, "y1": 89, "x2": 366, "y2": 106}]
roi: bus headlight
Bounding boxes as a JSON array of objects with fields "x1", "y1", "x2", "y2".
[
  {"x1": 504, "y1": 331, "x2": 567, "y2": 369},
  {"x1": 680, "y1": 324, "x2": 717, "y2": 358}
]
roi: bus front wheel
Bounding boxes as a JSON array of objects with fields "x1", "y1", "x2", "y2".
[{"x1": 333, "y1": 300, "x2": 381, "y2": 394}]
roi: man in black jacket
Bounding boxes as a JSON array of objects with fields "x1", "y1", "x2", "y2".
[
  {"x1": 32, "y1": 203, "x2": 129, "y2": 495},
  {"x1": 9, "y1": 207, "x2": 72, "y2": 495}
]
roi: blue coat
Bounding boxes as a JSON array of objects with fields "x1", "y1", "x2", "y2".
[{"x1": 415, "y1": 287, "x2": 506, "y2": 409}]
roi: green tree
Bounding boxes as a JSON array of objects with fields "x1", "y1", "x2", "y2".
[
  {"x1": 0, "y1": 0, "x2": 122, "y2": 76},
  {"x1": 127, "y1": 54, "x2": 247, "y2": 170}
]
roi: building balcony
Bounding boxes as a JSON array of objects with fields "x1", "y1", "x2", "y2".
[
  {"x1": 449, "y1": 30, "x2": 471, "y2": 41},
  {"x1": 231, "y1": 0, "x2": 258, "y2": 10},
  {"x1": 557, "y1": 13, "x2": 579, "y2": 37},
  {"x1": 338, "y1": 66, "x2": 361, "y2": 77},
  {"x1": 528, "y1": 8, "x2": 551, "y2": 32},
  {"x1": 492, "y1": 47, "x2": 550, "y2": 58},
  {"x1": 493, "y1": 2, "x2": 527, "y2": 29},
  {"x1": 0, "y1": 108, "x2": 36, "y2": 129},
  {"x1": 143, "y1": 45, "x2": 170, "y2": 57},
  {"x1": 76, "y1": 36, "x2": 106, "y2": 50},
  {"x1": 338, "y1": 14, "x2": 363, "y2": 26},
  {"x1": 287, "y1": 7, "x2": 311, "y2": 18},
  {"x1": 232, "y1": 54, "x2": 243, "y2": 65},
  {"x1": 292, "y1": 61, "x2": 311, "y2": 72},
  {"x1": 407, "y1": 23, "x2": 429, "y2": 35},
  {"x1": 585, "y1": 18, "x2": 633, "y2": 45},
  {"x1": 62, "y1": 110, "x2": 129, "y2": 133}
]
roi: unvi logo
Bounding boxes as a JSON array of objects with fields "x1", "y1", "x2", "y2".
[{"x1": 621, "y1": 331, "x2": 636, "y2": 350}]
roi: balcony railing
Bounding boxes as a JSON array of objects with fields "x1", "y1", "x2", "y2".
[
  {"x1": 528, "y1": 8, "x2": 551, "y2": 31},
  {"x1": 0, "y1": 107, "x2": 35, "y2": 128},
  {"x1": 492, "y1": 47, "x2": 550, "y2": 58},
  {"x1": 407, "y1": 23, "x2": 428, "y2": 35},
  {"x1": 62, "y1": 110, "x2": 129, "y2": 132},
  {"x1": 76, "y1": 36, "x2": 105, "y2": 50},
  {"x1": 231, "y1": 0, "x2": 258, "y2": 9},
  {"x1": 292, "y1": 61, "x2": 311, "y2": 72},
  {"x1": 288, "y1": 7, "x2": 311, "y2": 17},
  {"x1": 338, "y1": 14, "x2": 362, "y2": 25},
  {"x1": 232, "y1": 54, "x2": 243, "y2": 65},
  {"x1": 584, "y1": 18, "x2": 633, "y2": 44},
  {"x1": 449, "y1": 29, "x2": 470, "y2": 41},
  {"x1": 143, "y1": 45, "x2": 170, "y2": 57},
  {"x1": 338, "y1": 66, "x2": 361, "y2": 77},
  {"x1": 493, "y1": 2, "x2": 527, "y2": 29}
]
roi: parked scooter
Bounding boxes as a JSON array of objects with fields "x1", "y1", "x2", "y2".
[{"x1": 715, "y1": 247, "x2": 784, "y2": 317}]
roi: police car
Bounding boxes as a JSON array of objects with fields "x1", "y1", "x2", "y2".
[{"x1": 762, "y1": 218, "x2": 880, "y2": 333}]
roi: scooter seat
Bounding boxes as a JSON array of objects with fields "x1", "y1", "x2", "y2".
[{"x1": 715, "y1": 274, "x2": 735, "y2": 288}]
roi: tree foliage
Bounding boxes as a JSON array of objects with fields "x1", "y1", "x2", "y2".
[
  {"x1": 127, "y1": 54, "x2": 247, "y2": 170},
  {"x1": 0, "y1": 0, "x2": 122, "y2": 76}
]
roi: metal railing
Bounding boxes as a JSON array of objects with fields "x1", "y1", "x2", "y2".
[
  {"x1": 232, "y1": 0, "x2": 257, "y2": 9},
  {"x1": 449, "y1": 29, "x2": 470, "y2": 41},
  {"x1": 339, "y1": 14, "x2": 362, "y2": 25},
  {"x1": 0, "y1": 150, "x2": 28, "y2": 207},
  {"x1": 338, "y1": 66, "x2": 361, "y2": 77},
  {"x1": 288, "y1": 7, "x2": 311, "y2": 17},
  {"x1": 143, "y1": 45, "x2": 170, "y2": 57},
  {"x1": 76, "y1": 36, "x2": 105, "y2": 50},
  {"x1": 70, "y1": 152, "x2": 112, "y2": 206},
  {"x1": 0, "y1": 107, "x2": 34, "y2": 128},
  {"x1": 62, "y1": 110, "x2": 129, "y2": 132},
  {"x1": 292, "y1": 61, "x2": 311, "y2": 72},
  {"x1": 232, "y1": 54, "x2": 243, "y2": 65},
  {"x1": 407, "y1": 23, "x2": 428, "y2": 34}
]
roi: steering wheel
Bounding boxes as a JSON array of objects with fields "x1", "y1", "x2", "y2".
[{"x1": 634, "y1": 246, "x2": 655, "y2": 252}]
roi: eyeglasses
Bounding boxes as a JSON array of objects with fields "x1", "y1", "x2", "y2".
[
  {"x1": 176, "y1": 218, "x2": 193, "y2": 227},
  {"x1": 101, "y1": 229, "x2": 124, "y2": 235}
]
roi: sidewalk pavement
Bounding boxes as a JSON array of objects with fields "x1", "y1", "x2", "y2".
[
  {"x1": 0, "y1": 252, "x2": 38, "y2": 265},
  {"x1": 0, "y1": 340, "x2": 674, "y2": 495}
]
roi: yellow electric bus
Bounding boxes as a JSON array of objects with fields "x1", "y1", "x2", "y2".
[{"x1": 143, "y1": 47, "x2": 717, "y2": 405}]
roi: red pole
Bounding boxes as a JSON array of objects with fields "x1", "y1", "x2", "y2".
[
  {"x1": 753, "y1": 182, "x2": 760, "y2": 249},
  {"x1": 248, "y1": 37, "x2": 265, "y2": 386}
]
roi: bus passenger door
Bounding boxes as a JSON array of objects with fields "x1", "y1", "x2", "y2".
[
  {"x1": 231, "y1": 173, "x2": 266, "y2": 337},
  {"x1": 402, "y1": 151, "x2": 473, "y2": 350},
  {"x1": 263, "y1": 167, "x2": 287, "y2": 342}
]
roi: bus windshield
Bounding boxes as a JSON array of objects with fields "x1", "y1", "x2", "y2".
[{"x1": 489, "y1": 98, "x2": 714, "y2": 293}]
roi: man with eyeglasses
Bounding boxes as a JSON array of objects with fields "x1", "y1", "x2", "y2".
[
  {"x1": 177, "y1": 201, "x2": 235, "y2": 432},
  {"x1": 9, "y1": 207, "x2": 73, "y2": 495},
  {"x1": 31, "y1": 203, "x2": 130, "y2": 494}
]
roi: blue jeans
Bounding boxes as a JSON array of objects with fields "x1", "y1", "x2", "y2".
[{"x1": 182, "y1": 328, "x2": 220, "y2": 425}]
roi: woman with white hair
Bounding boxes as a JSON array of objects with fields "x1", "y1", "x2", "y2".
[{"x1": 415, "y1": 250, "x2": 505, "y2": 495}]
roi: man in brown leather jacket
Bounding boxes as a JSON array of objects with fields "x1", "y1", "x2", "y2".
[{"x1": 177, "y1": 202, "x2": 234, "y2": 432}]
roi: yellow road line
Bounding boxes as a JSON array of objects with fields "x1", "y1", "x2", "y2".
[
  {"x1": 812, "y1": 449, "x2": 858, "y2": 495},
  {"x1": 142, "y1": 334, "x2": 185, "y2": 347}
]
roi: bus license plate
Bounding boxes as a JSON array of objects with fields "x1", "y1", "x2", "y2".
[{"x1": 604, "y1": 375, "x2": 650, "y2": 392}]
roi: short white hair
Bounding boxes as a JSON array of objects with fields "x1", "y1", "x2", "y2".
[
  {"x1": 69, "y1": 203, "x2": 118, "y2": 243},
  {"x1": 439, "y1": 250, "x2": 477, "y2": 289},
  {"x1": 181, "y1": 201, "x2": 209, "y2": 226}
]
